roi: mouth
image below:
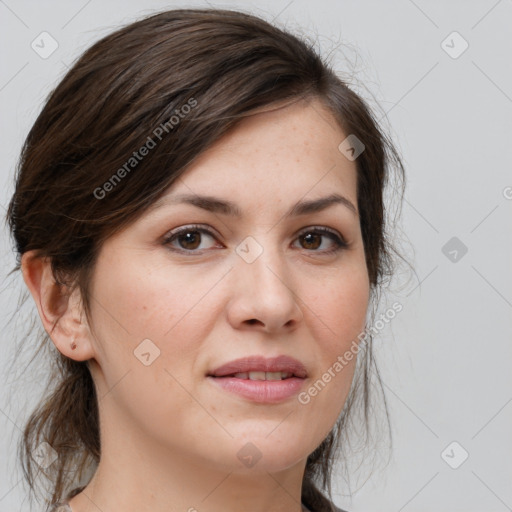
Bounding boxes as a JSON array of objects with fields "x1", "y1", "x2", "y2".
[
  {"x1": 207, "y1": 355, "x2": 308, "y2": 379},
  {"x1": 207, "y1": 355, "x2": 307, "y2": 403},
  {"x1": 211, "y1": 371, "x2": 300, "y2": 380}
]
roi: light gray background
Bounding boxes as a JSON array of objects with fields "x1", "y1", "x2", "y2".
[{"x1": 1, "y1": 1, "x2": 511, "y2": 511}]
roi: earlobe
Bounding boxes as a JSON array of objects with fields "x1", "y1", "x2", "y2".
[{"x1": 20, "y1": 251, "x2": 94, "y2": 362}]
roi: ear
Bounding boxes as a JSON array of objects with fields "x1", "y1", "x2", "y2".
[{"x1": 21, "y1": 251, "x2": 95, "y2": 362}]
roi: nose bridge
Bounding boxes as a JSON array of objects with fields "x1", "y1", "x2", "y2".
[
  {"x1": 229, "y1": 233, "x2": 302, "y2": 330},
  {"x1": 235, "y1": 233, "x2": 287, "y2": 288}
]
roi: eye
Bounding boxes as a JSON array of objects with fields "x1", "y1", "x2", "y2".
[
  {"x1": 163, "y1": 224, "x2": 347, "y2": 255},
  {"x1": 163, "y1": 224, "x2": 222, "y2": 253},
  {"x1": 293, "y1": 227, "x2": 347, "y2": 254}
]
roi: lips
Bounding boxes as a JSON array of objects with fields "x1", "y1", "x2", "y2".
[
  {"x1": 208, "y1": 355, "x2": 308, "y2": 379},
  {"x1": 207, "y1": 355, "x2": 308, "y2": 403}
]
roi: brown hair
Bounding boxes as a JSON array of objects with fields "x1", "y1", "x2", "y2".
[{"x1": 5, "y1": 7, "x2": 407, "y2": 512}]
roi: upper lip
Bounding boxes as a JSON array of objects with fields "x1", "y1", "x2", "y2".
[{"x1": 208, "y1": 355, "x2": 308, "y2": 378}]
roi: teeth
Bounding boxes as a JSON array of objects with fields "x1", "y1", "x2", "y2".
[
  {"x1": 232, "y1": 371, "x2": 290, "y2": 380},
  {"x1": 264, "y1": 372, "x2": 286, "y2": 381},
  {"x1": 249, "y1": 371, "x2": 266, "y2": 380}
]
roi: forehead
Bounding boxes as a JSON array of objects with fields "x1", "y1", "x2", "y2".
[{"x1": 170, "y1": 97, "x2": 358, "y2": 205}]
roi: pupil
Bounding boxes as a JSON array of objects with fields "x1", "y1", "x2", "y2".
[
  {"x1": 180, "y1": 231, "x2": 201, "y2": 250},
  {"x1": 303, "y1": 233, "x2": 320, "y2": 250}
]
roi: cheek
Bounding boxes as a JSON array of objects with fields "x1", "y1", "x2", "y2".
[
  {"x1": 90, "y1": 252, "x2": 204, "y2": 335},
  {"x1": 88, "y1": 253, "x2": 225, "y2": 382},
  {"x1": 308, "y1": 265, "x2": 370, "y2": 352},
  {"x1": 299, "y1": 268, "x2": 369, "y2": 426},
  {"x1": 87, "y1": 255, "x2": 212, "y2": 421}
]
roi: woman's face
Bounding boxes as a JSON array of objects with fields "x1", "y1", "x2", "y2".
[{"x1": 84, "y1": 97, "x2": 370, "y2": 473}]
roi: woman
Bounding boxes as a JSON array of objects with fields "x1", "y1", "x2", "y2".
[{"x1": 6, "y1": 7, "x2": 406, "y2": 512}]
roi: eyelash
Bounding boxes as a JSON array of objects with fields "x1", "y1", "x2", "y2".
[{"x1": 162, "y1": 224, "x2": 348, "y2": 255}]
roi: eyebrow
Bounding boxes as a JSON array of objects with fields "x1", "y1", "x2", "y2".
[{"x1": 149, "y1": 192, "x2": 358, "y2": 218}]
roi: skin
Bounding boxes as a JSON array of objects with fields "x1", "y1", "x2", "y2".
[{"x1": 22, "y1": 97, "x2": 370, "y2": 512}]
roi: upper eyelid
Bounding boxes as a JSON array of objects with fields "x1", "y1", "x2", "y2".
[
  {"x1": 164, "y1": 224, "x2": 220, "y2": 241},
  {"x1": 296, "y1": 225, "x2": 343, "y2": 237},
  {"x1": 165, "y1": 223, "x2": 343, "y2": 237}
]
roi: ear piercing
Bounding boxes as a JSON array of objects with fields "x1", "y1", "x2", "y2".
[{"x1": 71, "y1": 338, "x2": 77, "y2": 350}]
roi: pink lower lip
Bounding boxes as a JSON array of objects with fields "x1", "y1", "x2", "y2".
[{"x1": 207, "y1": 376, "x2": 305, "y2": 403}]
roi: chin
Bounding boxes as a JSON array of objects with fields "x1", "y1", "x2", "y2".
[{"x1": 228, "y1": 434, "x2": 313, "y2": 473}]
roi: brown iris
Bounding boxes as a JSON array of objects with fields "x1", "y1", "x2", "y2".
[
  {"x1": 300, "y1": 232, "x2": 321, "y2": 250},
  {"x1": 178, "y1": 231, "x2": 202, "y2": 250}
]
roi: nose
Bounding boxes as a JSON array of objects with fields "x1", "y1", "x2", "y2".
[{"x1": 226, "y1": 238, "x2": 304, "y2": 334}]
